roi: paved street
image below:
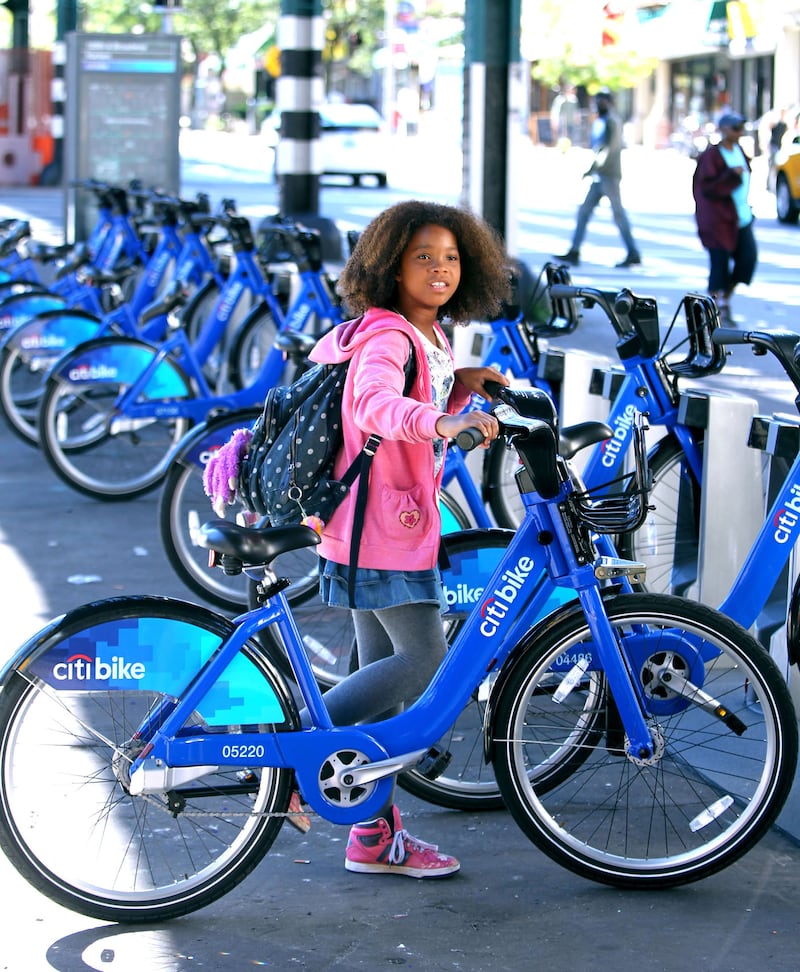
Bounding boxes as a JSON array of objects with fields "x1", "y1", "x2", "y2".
[{"x1": 1, "y1": 128, "x2": 800, "y2": 971}]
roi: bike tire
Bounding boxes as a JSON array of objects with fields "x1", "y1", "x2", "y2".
[
  {"x1": 227, "y1": 302, "x2": 282, "y2": 391},
  {"x1": 0, "y1": 341, "x2": 44, "y2": 446},
  {"x1": 491, "y1": 592, "x2": 798, "y2": 889},
  {"x1": 39, "y1": 338, "x2": 193, "y2": 500},
  {"x1": 0, "y1": 309, "x2": 104, "y2": 446},
  {"x1": 159, "y1": 433, "x2": 321, "y2": 612},
  {"x1": 619, "y1": 433, "x2": 702, "y2": 596},
  {"x1": 0, "y1": 596, "x2": 298, "y2": 923},
  {"x1": 397, "y1": 525, "x2": 593, "y2": 811},
  {"x1": 178, "y1": 278, "x2": 229, "y2": 389}
]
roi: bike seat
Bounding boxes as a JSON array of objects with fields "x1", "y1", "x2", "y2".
[
  {"x1": 274, "y1": 329, "x2": 318, "y2": 358},
  {"x1": 559, "y1": 421, "x2": 612, "y2": 459},
  {"x1": 198, "y1": 519, "x2": 320, "y2": 567}
]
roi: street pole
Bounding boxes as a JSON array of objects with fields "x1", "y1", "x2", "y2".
[
  {"x1": 277, "y1": 0, "x2": 323, "y2": 218},
  {"x1": 273, "y1": 0, "x2": 341, "y2": 261},
  {"x1": 39, "y1": 0, "x2": 77, "y2": 186},
  {"x1": 462, "y1": 0, "x2": 522, "y2": 249}
]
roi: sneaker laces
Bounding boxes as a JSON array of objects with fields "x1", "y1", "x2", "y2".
[{"x1": 388, "y1": 828, "x2": 439, "y2": 865}]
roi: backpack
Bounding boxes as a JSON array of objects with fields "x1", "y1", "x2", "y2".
[{"x1": 239, "y1": 330, "x2": 417, "y2": 543}]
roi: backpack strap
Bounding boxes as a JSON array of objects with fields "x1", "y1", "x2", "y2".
[{"x1": 340, "y1": 336, "x2": 417, "y2": 607}]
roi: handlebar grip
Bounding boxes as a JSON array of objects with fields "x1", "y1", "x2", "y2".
[
  {"x1": 613, "y1": 292, "x2": 633, "y2": 316},
  {"x1": 548, "y1": 284, "x2": 580, "y2": 299},
  {"x1": 483, "y1": 379, "x2": 506, "y2": 400},
  {"x1": 711, "y1": 327, "x2": 748, "y2": 345},
  {"x1": 455, "y1": 427, "x2": 487, "y2": 451}
]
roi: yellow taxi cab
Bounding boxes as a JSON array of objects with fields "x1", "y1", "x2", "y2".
[{"x1": 775, "y1": 137, "x2": 800, "y2": 223}]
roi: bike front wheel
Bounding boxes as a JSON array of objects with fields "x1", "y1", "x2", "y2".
[
  {"x1": 492, "y1": 593, "x2": 798, "y2": 888},
  {"x1": 0, "y1": 598, "x2": 297, "y2": 923}
]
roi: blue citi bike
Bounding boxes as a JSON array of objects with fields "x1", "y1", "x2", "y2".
[
  {"x1": 0, "y1": 190, "x2": 226, "y2": 445},
  {"x1": 155, "y1": 277, "x2": 729, "y2": 812},
  {"x1": 35, "y1": 213, "x2": 346, "y2": 500},
  {"x1": 0, "y1": 383, "x2": 795, "y2": 922}
]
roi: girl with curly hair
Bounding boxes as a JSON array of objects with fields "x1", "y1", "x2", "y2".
[{"x1": 304, "y1": 200, "x2": 510, "y2": 878}]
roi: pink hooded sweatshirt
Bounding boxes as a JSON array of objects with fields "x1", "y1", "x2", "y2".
[{"x1": 309, "y1": 308, "x2": 472, "y2": 571}]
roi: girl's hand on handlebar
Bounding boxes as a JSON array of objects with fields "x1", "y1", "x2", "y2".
[
  {"x1": 436, "y1": 411, "x2": 499, "y2": 448},
  {"x1": 454, "y1": 366, "x2": 509, "y2": 401}
]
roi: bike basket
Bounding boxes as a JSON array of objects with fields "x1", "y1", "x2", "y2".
[
  {"x1": 567, "y1": 418, "x2": 652, "y2": 535},
  {"x1": 660, "y1": 293, "x2": 726, "y2": 379}
]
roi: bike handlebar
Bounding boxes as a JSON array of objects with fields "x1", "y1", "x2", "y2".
[
  {"x1": 712, "y1": 326, "x2": 800, "y2": 398},
  {"x1": 549, "y1": 283, "x2": 633, "y2": 340}
]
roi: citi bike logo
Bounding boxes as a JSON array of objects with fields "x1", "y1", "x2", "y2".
[
  {"x1": 67, "y1": 362, "x2": 119, "y2": 382},
  {"x1": 20, "y1": 333, "x2": 67, "y2": 351},
  {"x1": 479, "y1": 556, "x2": 535, "y2": 637},
  {"x1": 53, "y1": 653, "x2": 146, "y2": 681},
  {"x1": 773, "y1": 483, "x2": 800, "y2": 544},
  {"x1": 219, "y1": 281, "x2": 244, "y2": 319},
  {"x1": 601, "y1": 404, "x2": 638, "y2": 468}
]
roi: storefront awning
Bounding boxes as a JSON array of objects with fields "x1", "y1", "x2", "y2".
[{"x1": 636, "y1": 0, "x2": 726, "y2": 60}]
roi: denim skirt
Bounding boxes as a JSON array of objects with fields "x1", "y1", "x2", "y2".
[{"x1": 319, "y1": 557, "x2": 446, "y2": 612}]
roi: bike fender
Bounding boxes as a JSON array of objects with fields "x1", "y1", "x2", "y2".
[
  {"x1": 5, "y1": 309, "x2": 102, "y2": 356},
  {"x1": 171, "y1": 406, "x2": 263, "y2": 469},
  {"x1": 0, "y1": 293, "x2": 68, "y2": 334},
  {"x1": 0, "y1": 595, "x2": 292, "y2": 726},
  {"x1": 51, "y1": 336, "x2": 192, "y2": 399}
]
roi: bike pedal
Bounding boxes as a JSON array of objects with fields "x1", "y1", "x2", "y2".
[{"x1": 415, "y1": 746, "x2": 452, "y2": 780}]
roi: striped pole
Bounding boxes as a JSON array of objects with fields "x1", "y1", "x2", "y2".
[{"x1": 276, "y1": 0, "x2": 325, "y2": 217}]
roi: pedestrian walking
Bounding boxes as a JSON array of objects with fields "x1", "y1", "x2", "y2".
[
  {"x1": 554, "y1": 87, "x2": 642, "y2": 268},
  {"x1": 692, "y1": 111, "x2": 757, "y2": 325}
]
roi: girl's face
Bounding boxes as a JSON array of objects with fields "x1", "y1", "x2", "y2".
[{"x1": 395, "y1": 224, "x2": 461, "y2": 318}]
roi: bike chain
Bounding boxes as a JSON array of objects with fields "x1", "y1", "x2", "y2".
[{"x1": 137, "y1": 789, "x2": 316, "y2": 820}]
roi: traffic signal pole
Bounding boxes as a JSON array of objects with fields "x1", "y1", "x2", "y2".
[{"x1": 277, "y1": 0, "x2": 323, "y2": 218}]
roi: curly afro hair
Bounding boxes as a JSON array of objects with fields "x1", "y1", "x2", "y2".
[{"x1": 337, "y1": 200, "x2": 512, "y2": 324}]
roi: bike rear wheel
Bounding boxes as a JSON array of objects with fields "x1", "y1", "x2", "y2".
[
  {"x1": 0, "y1": 341, "x2": 45, "y2": 445},
  {"x1": 39, "y1": 361, "x2": 192, "y2": 500},
  {"x1": 0, "y1": 598, "x2": 297, "y2": 923},
  {"x1": 492, "y1": 593, "x2": 798, "y2": 888}
]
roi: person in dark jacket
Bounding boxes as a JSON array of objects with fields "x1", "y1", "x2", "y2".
[
  {"x1": 692, "y1": 111, "x2": 757, "y2": 325},
  {"x1": 554, "y1": 87, "x2": 642, "y2": 268}
]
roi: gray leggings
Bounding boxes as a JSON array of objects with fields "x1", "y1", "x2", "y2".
[
  {"x1": 298, "y1": 601, "x2": 447, "y2": 820},
  {"x1": 315, "y1": 601, "x2": 448, "y2": 726}
]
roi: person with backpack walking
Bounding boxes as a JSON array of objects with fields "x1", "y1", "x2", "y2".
[{"x1": 692, "y1": 111, "x2": 757, "y2": 326}]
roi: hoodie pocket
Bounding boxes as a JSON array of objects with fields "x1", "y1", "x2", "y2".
[{"x1": 379, "y1": 483, "x2": 434, "y2": 548}]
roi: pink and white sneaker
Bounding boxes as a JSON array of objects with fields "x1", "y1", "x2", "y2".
[{"x1": 344, "y1": 805, "x2": 460, "y2": 878}]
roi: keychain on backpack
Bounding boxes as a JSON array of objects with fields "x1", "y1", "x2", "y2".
[{"x1": 203, "y1": 427, "x2": 253, "y2": 517}]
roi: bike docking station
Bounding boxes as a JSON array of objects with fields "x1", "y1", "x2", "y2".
[{"x1": 748, "y1": 412, "x2": 800, "y2": 711}]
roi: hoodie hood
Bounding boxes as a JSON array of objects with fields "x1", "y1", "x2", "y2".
[{"x1": 309, "y1": 308, "x2": 418, "y2": 366}]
